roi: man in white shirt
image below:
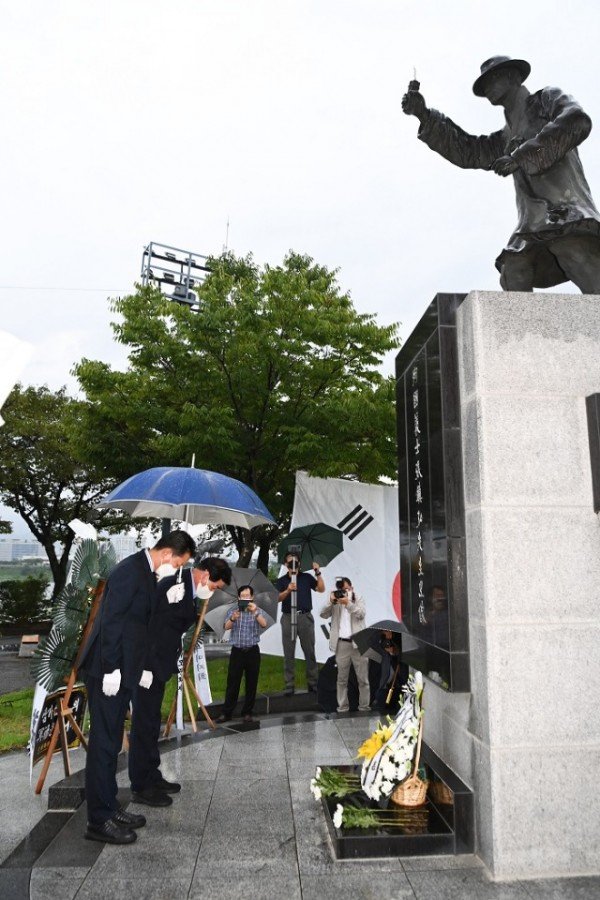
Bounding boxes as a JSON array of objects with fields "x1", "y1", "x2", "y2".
[{"x1": 320, "y1": 576, "x2": 370, "y2": 713}]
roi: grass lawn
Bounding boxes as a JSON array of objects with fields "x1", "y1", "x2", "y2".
[
  {"x1": 0, "y1": 654, "x2": 311, "y2": 753},
  {"x1": 0, "y1": 687, "x2": 35, "y2": 753}
]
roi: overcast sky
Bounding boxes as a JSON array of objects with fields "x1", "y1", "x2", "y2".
[{"x1": 2, "y1": 0, "x2": 599, "y2": 535}]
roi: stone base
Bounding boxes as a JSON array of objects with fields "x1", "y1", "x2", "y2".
[
  {"x1": 422, "y1": 290, "x2": 600, "y2": 880},
  {"x1": 321, "y1": 745, "x2": 473, "y2": 859}
]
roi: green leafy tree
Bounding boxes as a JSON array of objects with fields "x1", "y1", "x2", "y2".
[
  {"x1": 0, "y1": 575, "x2": 50, "y2": 625},
  {"x1": 74, "y1": 252, "x2": 400, "y2": 569},
  {"x1": 0, "y1": 385, "x2": 120, "y2": 599}
]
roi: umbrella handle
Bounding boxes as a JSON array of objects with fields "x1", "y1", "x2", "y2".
[{"x1": 386, "y1": 662, "x2": 402, "y2": 706}]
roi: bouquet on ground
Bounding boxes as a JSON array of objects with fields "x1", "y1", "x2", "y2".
[{"x1": 359, "y1": 671, "x2": 423, "y2": 801}]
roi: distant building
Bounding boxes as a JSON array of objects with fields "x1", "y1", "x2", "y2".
[
  {"x1": 108, "y1": 534, "x2": 138, "y2": 562},
  {"x1": 0, "y1": 538, "x2": 45, "y2": 561}
]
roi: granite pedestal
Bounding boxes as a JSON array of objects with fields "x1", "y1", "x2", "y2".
[{"x1": 422, "y1": 291, "x2": 600, "y2": 880}]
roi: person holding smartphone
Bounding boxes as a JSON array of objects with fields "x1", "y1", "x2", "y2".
[{"x1": 215, "y1": 585, "x2": 268, "y2": 724}]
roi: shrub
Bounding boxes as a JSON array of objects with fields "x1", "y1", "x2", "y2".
[{"x1": 0, "y1": 575, "x2": 51, "y2": 625}]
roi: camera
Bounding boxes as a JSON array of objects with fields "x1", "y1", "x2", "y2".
[
  {"x1": 238, "y1": 598, "x2": 250, "y2": 612},
  {"x1": 333, "y1": 578, "x2": 348, "y2": 601}
]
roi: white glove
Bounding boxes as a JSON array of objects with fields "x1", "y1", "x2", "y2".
[
  {"x1": 139, "y1": 670, "x2": 153, "y2": 689},
  {"x1": 102, "y1": 669, "x2": 121, "y2": 696},
  {"x1": 166, "y1": 582, "x2": 186, "y2": 604}
]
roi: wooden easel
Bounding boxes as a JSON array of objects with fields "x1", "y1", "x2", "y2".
[
  {"x1": 34, "y1": 580, "x2": 106, "y2": 795},
  {"x1": 163, "y1": 598, "x2": 216, "y2": 737}
]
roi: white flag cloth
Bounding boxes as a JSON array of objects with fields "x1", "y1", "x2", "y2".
[
  {"x1": 0, "y1": 330, "x2": 34, "y2": 426},
  {"x1": 193, "y1": 640, "x2": 212, "y2": 706},
  {"x1": 260, "y1": 471, "x2": 400, "y2": 663}
]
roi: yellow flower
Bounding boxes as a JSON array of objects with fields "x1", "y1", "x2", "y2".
[{"x1": 357, "y1": 724, "x2": 394, "y2": 761}]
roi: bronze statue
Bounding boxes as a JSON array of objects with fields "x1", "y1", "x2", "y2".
[{"x1": 402, "y1": 56, "x2": 600, "y2": 293}]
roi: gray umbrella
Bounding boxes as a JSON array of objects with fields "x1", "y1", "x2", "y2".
[
  {"x1": 204, "y1": 605, "x2": 275, "y2": 640},
  {"x1": 205, "y1": 566, "x2": 279, "y2": 622},
  {"x1": 352, "y1": 619, "x2": 420, "y2": 660}
]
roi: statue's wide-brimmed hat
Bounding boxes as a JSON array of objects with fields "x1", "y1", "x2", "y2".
[{"x1": 473, "y1": 55, "x2": 531, "y2": 96}]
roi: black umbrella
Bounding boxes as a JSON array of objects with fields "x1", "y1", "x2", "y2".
[
  {"x1": 277, "y1": 522, "x2": 344, "y2": 570},
  {"x1": 353, "y1": 619, "x2": 420, "y2": 659}
]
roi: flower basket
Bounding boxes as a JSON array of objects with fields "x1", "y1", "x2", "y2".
[
  {"x1": 390, "y1": 713, "x2": 428, "y2": 808},
  {"x1": 429, "y1": 779, "x2": 453, "y2": 806}
]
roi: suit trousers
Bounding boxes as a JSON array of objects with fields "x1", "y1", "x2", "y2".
[
  {"x1": 280, "y1": 612, "x2": 318, "y2": 690},
  {"x1": 222, "y1": 645, "x2": 260, "y2": 717},
  {"x1": 128, "y1": 676, "x2": 167, "y2": 792},
  {"x1": 335, "y1": 640, "x2": 370, "y2": 712},
  {"x1": 84, "y1": 673, "x2": 132, "y2": 825}
]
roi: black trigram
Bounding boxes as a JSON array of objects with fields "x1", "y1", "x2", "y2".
[{"x1": 337, "y1": 504, "x2": 374, "y2": 540}]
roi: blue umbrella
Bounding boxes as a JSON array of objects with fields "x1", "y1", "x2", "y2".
[{"x1": 96, "y1": 467, "x2": 275, "y2": 529}]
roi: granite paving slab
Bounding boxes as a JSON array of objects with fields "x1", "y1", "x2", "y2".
[
  {"x1": 88, "y1": 833, "x2": 201, "y2": 879},
  {"x1": 300, "y1": 870, "x2": 416, "y2": 899},
  {"x1": 30, "y1": 866, "x2": 90, "y2": 900},
  {"x1": 188, "y1": 874, "x2": 302, "y2": 900},
  {"x1": 405, "y1": 867, "x2": 531, "y2": 899},
  {"x1": 75, "y1": 874, "x2": 194, "y2": 899},
  {"x1": 521, "y1": 877, "x2": 600, "y2": 899}
]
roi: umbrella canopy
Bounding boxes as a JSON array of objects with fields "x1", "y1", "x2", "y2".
[
  {"x1": 277, "y1": 522, "x2": 344, "y2": 570},
  {"x1": 205, "y1": 567, "x2": 279, "y2": 621},
  {"x1": 203, "y1": 566, "x2": 279, "y2": 639},
  {"x1": 353, "y1": 619, "x2": 420, "y2": 659},
  {"x1": 97, "y1": 467, "x2": 275, "y2": 530},
  {"x1": 204, "y1": 605, "x2": 275, "y2": 640}
]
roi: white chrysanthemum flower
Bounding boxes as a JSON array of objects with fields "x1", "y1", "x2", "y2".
[
  {"x1": 315, "y1": 766, "x2": 322, "y2": 778},
  {"x1": 332, "y1": 804, "x2": 344, "y2": 829},
  {"x1": 381, "y1": 780, "x2": 394, "y2": 796},
  {"x1": 380, "y1": 757, "x2": 396, "y2": 781}
]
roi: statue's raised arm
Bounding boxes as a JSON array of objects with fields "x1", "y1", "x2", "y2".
[{"x1": 402, "y1": 56, "x2": 600, "y2": 294}]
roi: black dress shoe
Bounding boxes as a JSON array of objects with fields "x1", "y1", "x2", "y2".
[
  {"x1": 85, "y1": 819, "x2": 137, "y2": 844},
  {"x1": 113, "y1": 808, "x2": 146, "y2": 828},
  {"x1": 152, "y1": 777, "x2": 181, "y2": 794},
  {"x1": 130, "y1": 787, "x2": 173, "y2": 807},
  {"x1": 215, "y1": 714, "x2": 232, "y2": 723},
  {"x1": 242, "y1": 714, "x2": 254, "y2": 723}
]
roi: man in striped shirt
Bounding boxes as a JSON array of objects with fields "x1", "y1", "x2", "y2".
[{"x1": 215, "y1": 585, "x2": 267, "y2": 723}]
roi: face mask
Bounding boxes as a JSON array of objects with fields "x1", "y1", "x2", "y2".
[
  {"x1": 156, "y1": 563, "x2": 177, "y2": 580},
  {"x1": 196, "y1": 583, "x2": 214, "y2": 601}
]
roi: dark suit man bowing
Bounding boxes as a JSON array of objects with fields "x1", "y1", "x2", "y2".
[
  {"x1": 128, "y1": 555, "x2": 231, "y2": 802},
  {"x1": 79, "y1": 530, "x2": 196, "y2": 845}
]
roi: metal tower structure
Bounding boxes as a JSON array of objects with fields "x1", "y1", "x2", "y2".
[{"x1": 140, "y1": 241, "x2": 211, "y2": 308}]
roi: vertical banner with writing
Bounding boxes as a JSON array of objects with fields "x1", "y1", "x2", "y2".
[
  {"x1": 193, "y1": 640, "x2": 212, "y2": 706},
  {"x1": 29, "y1": 682, "x2": 48, "y2": 783},
  {"x1": 175, "y1": 635, "x2": 185, "y2": 731}
]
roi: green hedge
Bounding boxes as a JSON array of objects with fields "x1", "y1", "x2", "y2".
[{"x1": 0, "y1": 575, "x2": 50, "y2": 626}]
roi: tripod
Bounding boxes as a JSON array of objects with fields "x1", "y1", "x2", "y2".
[{"x1": 163, "y1": 598, "x2": 216, "y2": 737}]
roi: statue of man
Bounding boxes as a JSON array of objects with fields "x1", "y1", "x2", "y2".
[{"x1": 402, "y1": 56, "x2": 600, "y2": 293}]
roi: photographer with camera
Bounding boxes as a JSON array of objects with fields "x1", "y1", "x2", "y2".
[
  {"x1": 215, "y1": 585, "x2": 268, "y2": 724},
  {"x1": 320, "y1": 576, "x2": 370, "y2": 713},
  {"x1": 276, "y1": 554, "x2": 324, "y2": 696}
]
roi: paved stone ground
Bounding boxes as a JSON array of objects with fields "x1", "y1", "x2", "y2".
[{"x1": 1, "y1": 715, "x2": 599, "y2": 899}]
